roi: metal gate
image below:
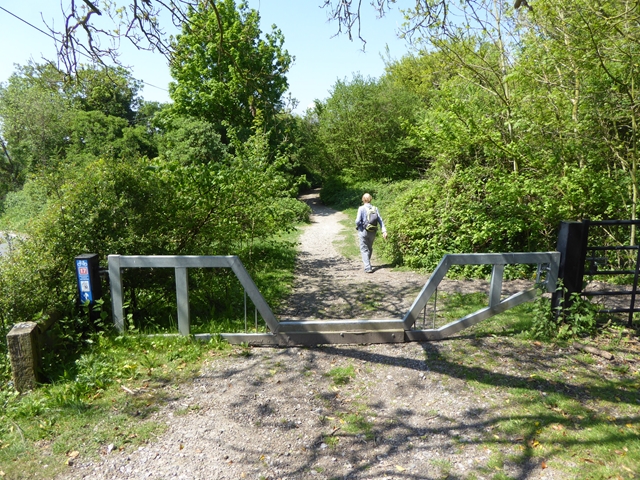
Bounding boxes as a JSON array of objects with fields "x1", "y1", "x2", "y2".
[
  {"x1": 108, "y1": 252, "x2": 560, "y2": 346},
  {"x1": 555, "y1": 220, "x2": 640, "y2": 326}
]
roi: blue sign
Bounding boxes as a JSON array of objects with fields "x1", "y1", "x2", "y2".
[{"x1": 75, "y1": 259, "x2": 93, "y2": 303}]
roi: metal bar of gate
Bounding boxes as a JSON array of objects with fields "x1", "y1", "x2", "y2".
[
  {"x1": 589, "y1": 220, "x2": 640, "y2": 226},
  {"x1": 108, "y1": 255, "x2": 278, "y2": 334},
  {"x1": 403, "y1": 252, "x2": 560, "y2": 330},
  {"x1": 575, "y1": 220, "x2": 640, "y2": 327}
]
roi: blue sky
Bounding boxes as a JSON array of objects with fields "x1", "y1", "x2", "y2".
[{"x1": 0, "y1": 1, "x2": 414, "y2": 114}]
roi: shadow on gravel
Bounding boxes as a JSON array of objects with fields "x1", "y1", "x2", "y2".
[
  {"x1": 278, "y1": 264, "x2": 424, "y2": 319},
  {"x1": 289, "y1": 343, "x2": 640, "y2": 479}
]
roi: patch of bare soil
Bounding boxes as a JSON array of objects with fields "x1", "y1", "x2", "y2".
[{"x1": 61, "y1": 191, "x2": 638, "y2": 480}]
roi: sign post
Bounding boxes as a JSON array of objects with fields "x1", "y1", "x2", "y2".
[{"x1": 74, "y1": 253, "x2": 102, "y2": 310}]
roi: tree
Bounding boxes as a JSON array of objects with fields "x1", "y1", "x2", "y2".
[
  {"x1": 0, "y1": 63, "x2": 154, "y2": 198},
  {"x1": 70, "y1": 66, "x2": 142, "y2": 122},
  {"x1": 316, "y1": 74, "x2": 423, "y2": 180},
  {"x1": 168, "y1": 0, "x2": 291, "y2": 143},
  {"x1": 0, "y1": 64, "x2": 72, "y2": 186}
]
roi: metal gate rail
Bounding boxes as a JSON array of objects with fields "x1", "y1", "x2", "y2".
[
  {"x1": 108, "y1": 255, "x2": 277, "y2": 335},
  {"x1": 401, "y1": 252, "x2": 559, "y2": 341},
  {"x1": 222, "y1": 252, "x2": 560, "y2": 346},
  {"x1": 108, "y1": 253, "x2": 559, "y2": 346}
]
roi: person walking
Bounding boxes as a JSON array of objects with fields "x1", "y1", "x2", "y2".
[{"x1": 355, "y1": 193, "x2": 387, "y2": 273}]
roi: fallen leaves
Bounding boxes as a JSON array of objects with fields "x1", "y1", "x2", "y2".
[{"x1": 66, "y1": 450, "x2": 80, "y2": 466}]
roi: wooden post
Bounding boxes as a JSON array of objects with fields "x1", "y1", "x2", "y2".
[{"x1": 6, "y1": 322, "x2": 40, "y2": 392}]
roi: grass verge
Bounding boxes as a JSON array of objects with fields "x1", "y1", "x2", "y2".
[
  {"x1": 0, "y1": 334, "x2": 233, "y2": 479},
  {"x1": 426, "y1": 302, "x2": 640, "y2": 479}
]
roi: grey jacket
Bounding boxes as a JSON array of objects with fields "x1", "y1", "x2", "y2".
[{"x1": 355, "y1": 204, "x2": 386, "y2": 233}]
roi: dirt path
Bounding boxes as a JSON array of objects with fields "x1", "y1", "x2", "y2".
[
  {"x1": 278, "y1": 190, "x2": 532, "y2": 321},
  {"x1": 61, "y1": 191, "x2": 572, "y2": 480},
  {"x1": 276, "y1": 189, "x2": 430, "y2": 320}
]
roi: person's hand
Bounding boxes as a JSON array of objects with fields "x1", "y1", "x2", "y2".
[{"x1": 383, "y1": 232, "x2": 388, "y2": 240}]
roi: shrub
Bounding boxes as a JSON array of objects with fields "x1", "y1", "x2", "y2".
[
  {"x1": 530, "y1": 284, "x2": 599, "y2": 340},
  {"x1": 382, "y1": 166, "x2": 627, "y2": 274}
]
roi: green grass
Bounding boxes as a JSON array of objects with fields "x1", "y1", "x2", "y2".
[
  {"x1": 0, "y1": 331, "x2": 230, "y2": 479},
  {"x1": 340, "y1": 412, "x2": 374, "y2": 439},
  {"x1": 423, "y1": 312, "x2": 640, "y2": 480},
  {"x1": 326, "y1": 364, "x2": 356, "y2": 385}
]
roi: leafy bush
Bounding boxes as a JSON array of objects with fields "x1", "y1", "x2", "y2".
[
  {"x1": 320, "y1": 175, "x2": 409, "y2": 211},
  {"x1": 530, "y1": 285, "x2": 599, "y2": 340},
  {"x1": 0, "y1": 127, "x2": 308, "y2": 386},
  {"x1": 0, "y1": 180, "x2": 48, "y2": 231},
  {"x1": 381, "y1": 166, "x2": 627, "y2": 274}
]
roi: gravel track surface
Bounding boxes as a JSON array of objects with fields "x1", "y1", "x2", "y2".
[{"x1": 61, "y1": 191, "x2": 570, "y2": 480}]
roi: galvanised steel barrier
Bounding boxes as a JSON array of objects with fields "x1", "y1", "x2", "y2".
[
  {"x1": 108, "y1": 252, "x2": 560, "y2": 345},
  {"x1": 108, "y1": 255, "x2": 277, "y2": 336}
]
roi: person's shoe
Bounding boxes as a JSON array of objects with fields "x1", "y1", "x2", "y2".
[{"x1": 365, "y1": 269, "x2": 373, "y2": 273}]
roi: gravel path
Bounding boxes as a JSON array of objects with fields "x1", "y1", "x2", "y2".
[
  {"x1": 278, "y1": 190, "x2": 533, "y2": 321},
  {"x1": 61, "y1": 191, "x2": 568, "y2": 480}
]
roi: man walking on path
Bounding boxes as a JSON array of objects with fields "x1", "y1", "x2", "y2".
[{"x1": 355, "y1": 193, "x2": 388, "y2": 273}]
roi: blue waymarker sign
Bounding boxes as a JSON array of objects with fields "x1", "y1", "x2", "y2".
[{"x1": 75, "y1": 258, "x2": 94, "y2": 303}]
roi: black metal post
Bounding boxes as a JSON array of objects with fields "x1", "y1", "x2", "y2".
[
  {"x1": 629, "y1": 245, "x2": 640, "y2": 326},
  {"x1": 553, "y1": 221, "x2": 589, "y2": 310}
]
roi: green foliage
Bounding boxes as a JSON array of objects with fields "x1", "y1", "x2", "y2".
[
  {"x1": 169, "y1": 0, "x2": 291, "y2": 143},
  {"x1": 314, "y1": 74, "x2": 423, "y2": 180},
  {"x1": 0, "y1": 113, "x2": 309, "y2": 378},
  {"x1": 0, "y1": 15, "x2": 306, "y2": 389},
  {"x1": 0, "y1": 180, "x2": 48, "y2": 231},
  {"x1": 326, "y1": 364, "x2": 356, "y2": 385},
  {"x1": 319, "y1": 175, "x2": 405, "y2": 211},
  {"x1": 306, "y1": 2, "x2": 640, "y2": 270},
  {"x1": 0, "y1": 64, "x2": 71, "y2": 189},
  {"x1": 0, "y1": 63, "x2": 150, "y2": 197},
  {"x1": 70, "y1": 66, "x2": 142, "y2": 122},
  {"x1": 380, "y1": 166, "x2": 626, "y2": 273},
  {"x1": 530, "y1": 285, "x2": 599, "y2": 340}
]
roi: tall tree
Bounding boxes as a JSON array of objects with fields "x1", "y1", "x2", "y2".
[
  {"x1": 0, "y1": 63, "x2": 153, "y2": 195},
  {"x1": 168, "y1": 0, "x2": 291, "y2": 143}
]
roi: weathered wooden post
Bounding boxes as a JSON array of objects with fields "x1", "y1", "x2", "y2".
[{"x1": 6, "y1": 322, "x2": 40, "y2": 392}]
